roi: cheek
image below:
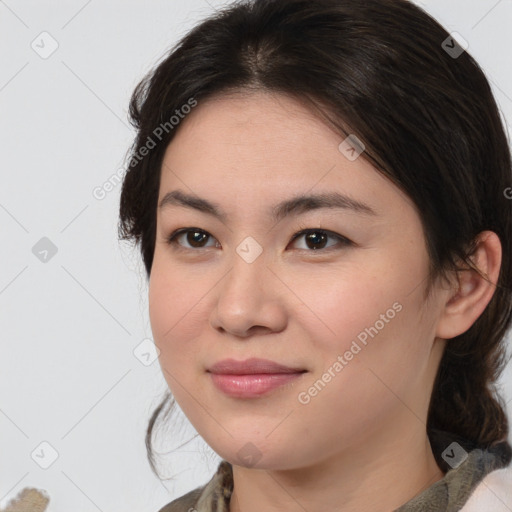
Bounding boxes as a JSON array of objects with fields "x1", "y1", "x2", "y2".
[
  {"x1": 148, "y1": 259, "x2": 172, "y2": 343},
  {"x1": 295, "y1": 254, "x2": 430, "y2": 378},
  {"x1": 148, "y1": 264, "x2": 198, "y2": 405},
  {"x1": 291, "y1": 278, "x2": 426, "y2": 439},
  {"x1": 148, "y1": 256, "x2": 200, "y2": 358},
  {"x1": 287, "y1": 262, "x2": 401, "y2": 353}
]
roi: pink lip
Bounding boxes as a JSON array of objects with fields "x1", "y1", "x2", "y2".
[
  {"x1": 207, "y1": 358, "x2": 307, "y2": 398},
  {"x1": 209, "y1": 373, "x2": 306, "y2": 398},
  {"x1": 207, "y1": 357, "x2": 306, "y2": 375}
]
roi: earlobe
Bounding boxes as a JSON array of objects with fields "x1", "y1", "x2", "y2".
[{"x1": 435, "y1": 231, "x2": 502, "y2": 340}]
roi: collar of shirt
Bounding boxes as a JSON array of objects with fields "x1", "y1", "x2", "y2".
[{"x1": 161, "y1": 430, "x2": 512, "y2": 512}]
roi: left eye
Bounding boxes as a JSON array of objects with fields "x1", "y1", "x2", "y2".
[
  {"x1": 166, "y1": 228, "x2": 352, "y2": 252},
  {"x1": 289, "y1": 229, "x2": 351, "y2": 251}
]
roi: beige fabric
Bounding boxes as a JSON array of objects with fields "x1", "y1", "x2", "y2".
[
  {"x1": 0, "y1": 488, "x2": 49, "y2": 512},
  {"x1": 460, "y1": 464, "x2": 512, "y2": 511}
]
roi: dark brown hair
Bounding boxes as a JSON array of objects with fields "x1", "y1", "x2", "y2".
[{"x1": 118, "y1": 0, "x2": 512, "y2": 477}]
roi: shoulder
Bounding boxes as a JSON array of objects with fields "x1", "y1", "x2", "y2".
[
  {"x1": 460, "y1": 463, "x2": 512, "y2": 511},
  {"x1": 156, "y1": 485, "x2": 205, "y2": 512},
  {"x1": 155, "y1": 460, "x2": 233, "y2": 512}
]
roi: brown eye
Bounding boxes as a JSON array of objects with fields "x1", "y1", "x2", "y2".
[
  {"x1": 289, "y1": 229, "x2": 351, "y2": 251},
  {"x1": 167, "y1": 228, "x2": 218, "y2": 249}
]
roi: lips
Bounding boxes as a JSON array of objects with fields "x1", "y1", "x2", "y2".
[
  {"x1": 207, "y1": 358, "x2": 307, "y2": 398},
  {"x1": 207, "y1": 357, "x2": 307, "y2": 375}
]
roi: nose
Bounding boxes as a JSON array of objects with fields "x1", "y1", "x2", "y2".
[{"x1": 209, "y1": 245, "x2": 288, "y2": 338}]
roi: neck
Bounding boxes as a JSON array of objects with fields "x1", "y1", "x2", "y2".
[{"x1": 228, "y1": 422, "x2": 444, "y2": 512}]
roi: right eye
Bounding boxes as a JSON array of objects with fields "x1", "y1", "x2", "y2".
[{"x1": 166, "y1": 228, "x2": 219, "y2": 250}]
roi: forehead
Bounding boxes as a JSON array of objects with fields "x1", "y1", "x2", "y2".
[
  {"x1": 158, "y1": 90, "x2": 415, "y2": 224},
  {"x1": 168, "y1": 90, "x2": 335, "y2": 151}
]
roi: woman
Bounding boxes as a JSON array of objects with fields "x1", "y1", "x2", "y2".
[{"x1": 119, "y1": 0, "x2": 512, "y2": 510}]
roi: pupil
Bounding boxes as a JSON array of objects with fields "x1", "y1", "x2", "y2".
[
  {"x1": 307, "y1": 232, "x2": 326, "y2": 249},
  {"x1": 189, "y1": 231, "x2": 206, "y2": 247}
]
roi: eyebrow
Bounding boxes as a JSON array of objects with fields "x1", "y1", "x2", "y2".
[{"x1": 158, "y1": 189, "x2": 378, "y2": 223}]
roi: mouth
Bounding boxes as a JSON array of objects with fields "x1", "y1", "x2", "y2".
[
  {"x1": 206, "y1": 358, "x2": 307, "y2": 398},
  {"x1": 207, "y1": 357, "x2": 307, "y2": 375}
]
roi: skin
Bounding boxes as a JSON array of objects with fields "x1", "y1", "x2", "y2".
[{"x1": 148, "y1": 90, "x2": 501, "y2": 512}]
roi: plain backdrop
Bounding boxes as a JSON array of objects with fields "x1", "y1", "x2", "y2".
[{"x1": 1, "y1": 1, "x2": 511, "y2": 511}]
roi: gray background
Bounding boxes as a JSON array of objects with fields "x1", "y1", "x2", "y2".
[{"x1": 1, "y1": 1, "x2": 511, "y2": 511}]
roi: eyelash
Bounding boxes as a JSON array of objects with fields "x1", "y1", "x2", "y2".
[{"x1": 165, "y1": 225, "x2": 353, "y2": 253}]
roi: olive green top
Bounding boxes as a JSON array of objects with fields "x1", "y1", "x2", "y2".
[{"x1": 158, "y1": 430, "x2": 511, "y2": 512}]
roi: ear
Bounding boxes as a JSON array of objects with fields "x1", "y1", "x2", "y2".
[{"x1": 435, "y1": 231, "x2": 502, "y2": 340}]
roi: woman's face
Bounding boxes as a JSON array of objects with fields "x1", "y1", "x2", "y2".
[{"x1": 149, "y1": 91, "x2": 448, "y2": 470}]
